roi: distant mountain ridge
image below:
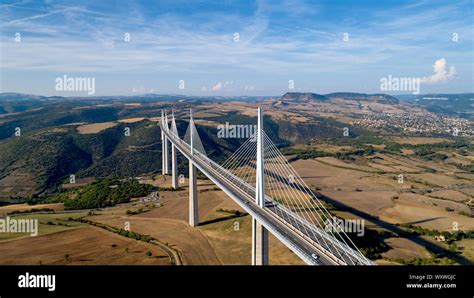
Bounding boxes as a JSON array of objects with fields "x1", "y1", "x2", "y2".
[
  {"x1": 281, "y1": 92, "x2": 328, "y2": 101},
  {"x1": 280, "y1": 92, "x2": 399, "y2": 104},
  {"x1": 395, "y1": 93, "x2": 474, "y2": 119},
  {"x1": 325, "y1": 92, "x2": 399, "y2": 104},
  {"x1": 0, "y1": 93, "x2": 272, "y2": 103},
  {"x1": 396, "y1": 93, "x2": 474, "y2": 101},
  {"x1": 0, "y1": 93, "x2": 57, "y2": 102},
  {"x1": 4, "y1": 92, "x2": 471, "y2": 105}
]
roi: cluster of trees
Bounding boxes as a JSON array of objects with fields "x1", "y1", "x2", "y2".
[
  {"x1": 344, "y1": 229, "x2": 390, "y2": 260},
  {"x1": 399, "y1": 224, "x2": 474, "y2": 244},
  {"x1": 455, "y1": 163, "x2": 474, "y2": 173},
  {"x1": 7, "y1": 208, "x2": 54, "y2": 215},
  {"x1": 282, "y1": 148, "x2": 331, "y2": 160},
  {"x1": 410, "y1": 141, "x2": 471, "y2": 162},
  {"x1": 118, "y1": 228, "x2": 152, "y2": 242},
  {"x1": 216, "y1": 208, "x2": 243, "y2": 216},
  {"x1": 336, "y1": 135, "x2": 471, "y2": 156},
  {"x1": 390, "y1": 256, "x2": 455, "y2": 265},
  {"x1": 282, "y1": 147, "x2": 373, "y2": 161},
  {"x1": 414, "y1": 148, "x2": 448, "y2": 160},
  {"x1": 48, "y1": 178, "x2": 152, "y2": 210}
]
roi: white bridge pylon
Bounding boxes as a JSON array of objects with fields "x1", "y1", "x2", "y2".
[{"x1": 160, "y1": 107, "x2": 375, "y2": 266}]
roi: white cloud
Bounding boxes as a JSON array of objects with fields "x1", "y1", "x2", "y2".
[
  {"x1": 8, "y1": 7, "x2": 80, "y2": 25},
  {"x1": 210, "y1": 81, "x2": 234, "y2": 92},
  {"x1": 244, "y1": 85, "x2": 255, "y2": 91},
  {"x1": 131, "y1": 86, "x2": 146, "y2": 93},
  {"x1": 211, "y1": 82, "x2": 222, "y2": 91},
  {"x1": 420, "y1": 58, "x2": 456, "y2": 84}
]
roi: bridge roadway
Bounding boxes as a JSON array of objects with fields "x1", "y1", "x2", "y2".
[{"x1": 162, "y1": 127, "x2": 373, "y2": 265}]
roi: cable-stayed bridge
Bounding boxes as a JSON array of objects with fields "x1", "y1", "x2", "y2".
[{"x1": 160, "y1": 108, "x2": 374, "y2": 266}]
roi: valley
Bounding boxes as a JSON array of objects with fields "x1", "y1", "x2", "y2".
[{"x1": 0, "y1": 91, "x2": 472, "y2": 265}]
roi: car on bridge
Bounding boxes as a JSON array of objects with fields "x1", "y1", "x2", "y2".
[{"x1": 265, "y1": 201, "x2": 277, "y2": 208}]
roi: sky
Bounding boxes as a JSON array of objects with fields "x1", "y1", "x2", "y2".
[{"x1": 0, "y1": 0, "x2": 472, "y2": 96}]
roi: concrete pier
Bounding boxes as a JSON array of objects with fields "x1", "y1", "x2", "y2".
[
  {"x1": 252, "y1": 107, "x2": 269, "y2": 265},
  {"x1": 172, "y1": 144, "x2": 178, "y2": 189},
  {"x1": 189, "y1": 160, "x2": 198, "y2": 227}
]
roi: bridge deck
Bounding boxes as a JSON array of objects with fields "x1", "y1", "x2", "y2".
[{"x1": 162, "y1": 126, "x2": 374, "y2": 266}]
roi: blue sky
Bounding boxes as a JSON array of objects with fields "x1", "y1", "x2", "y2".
[{"x1": 0, "y1": 0, "x2": 472, "y2": 96}]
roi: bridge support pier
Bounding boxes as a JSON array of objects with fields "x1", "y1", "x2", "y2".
[
  {"x1": 252, "y1": 107, "x2": 269, "y2": 265},
  {"x1": 172, "y1": 144, "x2": 178, "y2": 189},
  {"x1": 189, "y1": 160, "x2": 198, "y2": 227},
  {"x1": 188, "y1": 108, "x2": 199, "y2": 227},
  {"x1": 162, "y1": 111, "x2": 170, "y2": 175},
  {"x1": 162, "y1": 131, "x2": 167, "y2": 175},
  {"x1": 252, "y1": 218, "x2": 269, "y2": 265},
  {"x1": 164, "y1": 136, "x2": 170, "y2": 175}
]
